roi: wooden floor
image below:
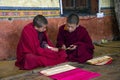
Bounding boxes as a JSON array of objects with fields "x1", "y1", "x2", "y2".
[{"x1": 0, "y1": 41, "x2": 120, "y2": 79}]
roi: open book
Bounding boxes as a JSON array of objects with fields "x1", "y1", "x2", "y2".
[
  {"x1": 40, "y1": 64, "x2": 76, "y2": 76},
  {"x1": 87, "y1": 56, "x2": 113, "y2": 65}
]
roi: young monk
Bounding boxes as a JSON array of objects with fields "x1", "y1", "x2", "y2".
[
  {"x1": 15, "y1": 15, "x2": 67, "y2": 70},
  {"x1": 56, "y1": 13, "x2": 94, "y2": 63}
]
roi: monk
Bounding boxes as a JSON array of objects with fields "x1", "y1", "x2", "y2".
[
  {"x1": 56, "y1": 13, "x2": 94, "y2": 63},
  {"x1": 15, "y1": 15, "x2": 67, "y2": 70}
]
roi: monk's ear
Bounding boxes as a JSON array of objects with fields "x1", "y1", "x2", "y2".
[
  {"x1": 34, "y1": 26, "x2": 38, "y2": 30},
  {"x1": 64, "y1": 25, "x2": 68, "y2": 30}
]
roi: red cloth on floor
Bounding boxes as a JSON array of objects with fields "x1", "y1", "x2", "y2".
[{"x1": 50, "y1": 68, "x2": 100, "y2": 80}]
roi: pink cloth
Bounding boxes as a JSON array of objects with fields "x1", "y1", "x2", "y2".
[{"x1": 50, "y1": 68, "x2": 100, "y2": 80}]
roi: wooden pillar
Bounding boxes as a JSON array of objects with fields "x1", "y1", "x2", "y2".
[
  {"x1": 114, "y1": 0, "x2": 120, "y2": 40},
  {"x1": 114, "y1": 0, "x2": 120, "y2": 31}
]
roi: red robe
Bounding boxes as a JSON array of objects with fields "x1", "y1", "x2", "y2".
[
  {"x1": 15, "y1": 23, "x2": 67, "y2": 70},
  {"x1": 56, "y1": 25, "x2": 94, "y2": 63}
]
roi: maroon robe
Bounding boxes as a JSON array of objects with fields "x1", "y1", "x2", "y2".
[
  {"x1": 56, "y1": 24, "x2": 94, "y2": 63},
  {"x1": 15, "y1": 23, "x2": 67, "y2": 70}
]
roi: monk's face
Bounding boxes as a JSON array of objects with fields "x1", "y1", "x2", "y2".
[
  {"x1": 35, "y1": 25, "x2": 47, "y2": 32},
  {"x1": 67, "y1": 23, "x2": 77, "y2": 32}
]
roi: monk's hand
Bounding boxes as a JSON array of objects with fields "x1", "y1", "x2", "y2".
[
  {"x1": 50, "y1": 47, "x2": 59, "y2": 52},
  {"x1": 67, "y1": 45, "x2": 77, "y2": 50},
  {"x1": 61, "y1": 44, "x2": 66, "y2": 50},
  {"x1": 47, "y1": 45, "x2": 59, "y2": 52}
]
